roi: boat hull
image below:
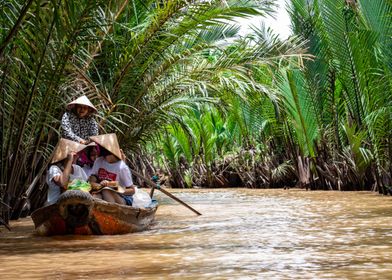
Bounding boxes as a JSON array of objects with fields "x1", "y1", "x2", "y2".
[{"x1": 31, "y1": 190, "x2": 158, "y2": 236}]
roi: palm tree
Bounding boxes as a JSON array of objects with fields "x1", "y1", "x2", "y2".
[
  {"x1": 1, "y1": 0, "x2": 308, "y2": 224},
  {"x1": 1, "y1": 0, "x2": 127, "y2": 224},
  {"x1": 287, "y1": 0, "x2": 392, "y2": 190}
]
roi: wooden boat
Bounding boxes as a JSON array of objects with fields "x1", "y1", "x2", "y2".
[{"x1": 31, "y1": 190, "x2": 158, "y2": 236}]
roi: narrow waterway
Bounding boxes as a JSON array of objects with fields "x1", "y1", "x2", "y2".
[{"x1": 1, "y1": 189, "x2": 392, "y2": 279}]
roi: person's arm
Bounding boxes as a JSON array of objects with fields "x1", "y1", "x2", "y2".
[
  {"x1": 88, "y1": 175, "x2": 102, "y2": 193},
  {"x1": 47, "y1": 166, "x2": 62, "y2": 187},
  {"x1": 90, "y1": 118, "x2": 99, "y2": 136},
  {"x1": 53, "y1": 152, "x2": 77, "y2": 189},
  {"x1": 83, "y1": 117, "x2": 99, "y2": 139},
  {"x1": 88, "y1": 174, "x2": 98, "y2": 183},
  {"x1": 61, "y1": 112, "x2": 83, "y2": 142},
  {"x1": 123, "y1": 185, "x2": 135, "y2": 196},
  {"x1": 88, "y1": 159, "x2": 100, "y2": 192},
  {"x1": 120, "y1": 163, "x2": 135, "y2": 195}
]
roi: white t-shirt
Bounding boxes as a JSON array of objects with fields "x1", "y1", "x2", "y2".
[
  {"x1": 82, "y1": 165, "x2": 94, "y2": 177},
  {"x1": 46, "y1": 164, "x2": 88, "y2": 205},
  {"x1": 90, "y1": 157, "x2": 133, "y2": 187}
]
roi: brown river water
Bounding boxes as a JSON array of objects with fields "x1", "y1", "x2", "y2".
[{"x1": 1, "y1": 189, "x2": 392, "y2": 280}]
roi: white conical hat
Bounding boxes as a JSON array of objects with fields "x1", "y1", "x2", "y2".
[
  {"x1": 51, "y1": 138, "x2": 88, "y2": 164},
  {"x1": 66, "y1": 95, "x2": 97, "y2": 113},
  {"x1": 89, "y1": 133, "x2": 122, "y2": 160}
]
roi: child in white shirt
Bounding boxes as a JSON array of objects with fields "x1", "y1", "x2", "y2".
[
  {"x1": 89, "y1": 134, "x2": 135, "y2": 205},
  {"x1": 46, "y1": 139, "x2": 88, "y2": 205}
]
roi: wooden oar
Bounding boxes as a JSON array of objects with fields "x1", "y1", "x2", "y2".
[{"x1": 130, "y1": 169, "x2": 202, "y2": 216}]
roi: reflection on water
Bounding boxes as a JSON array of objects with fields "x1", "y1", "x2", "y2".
[{"x1": 1, "y1": 189, "x2": 392, "y2": 279}]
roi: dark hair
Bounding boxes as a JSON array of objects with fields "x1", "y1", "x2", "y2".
[
  {"x1": 52, "y1": 158, "x2": 67, "y2": 168},
  {"x1": 73, "y1": 104, "x2": 94, "y2": 116},
  {"x1": 86, "y1": 145, "x2": 99, "y2": 158},
  {"x1": 99, "y1": 146, "x2": 111, "y2": 157},
  {"x1": 98, "y1": 145, "x2": 120, "y2": 160}
]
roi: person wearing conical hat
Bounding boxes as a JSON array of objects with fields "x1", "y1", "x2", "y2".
[
  {"x1": 80, "y1": 144, "x2": 99, "y2": 177},
  {"x1": 88, "y1": 134, "x2": 135, "y2": 205},
  {"x1": 61, "y1": 95, "x2": 99, "y2": 145},
  {"x1": 46, "y1": 139, "x2": 89, "y2": 205}
]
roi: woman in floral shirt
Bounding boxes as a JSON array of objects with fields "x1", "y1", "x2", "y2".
[{"x1": 61, "y1": 95, "x2": 99, "y2": 144}]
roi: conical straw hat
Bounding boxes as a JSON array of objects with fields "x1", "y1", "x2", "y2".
[
  {"x1": 66, "y1": 95, "x2": 97, "y2": 113},
  {"x1": 51, "y1": 138, "x2": 88, "y2": 164},
  {"x1": 89, "y1": 133, "x2": 122, "y2": 160}
]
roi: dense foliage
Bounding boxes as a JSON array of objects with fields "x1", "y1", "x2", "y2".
[
  {"x1": 0, "y1": 0, "x2": 301, "y2": 224},
  {"x1": 153, "y1": 0, "x2": 392, "y2": 192},
  {"x1": 1, "y1": 0, "x2": 391, "y2": 226}
]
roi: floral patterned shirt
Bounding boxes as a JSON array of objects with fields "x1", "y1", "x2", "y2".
[{"x1": 61, "y1": 111, "x2": 98, "y2": 142}]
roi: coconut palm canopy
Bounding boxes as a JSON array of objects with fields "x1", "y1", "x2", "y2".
[
  {"x1": 0, "y1": 0, "x2": 304, "y2": 222},
  {"x1": 1, "y1": 0, "x2": 391, "y2": 226}
]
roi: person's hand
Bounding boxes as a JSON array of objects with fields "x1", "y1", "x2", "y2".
[
  {"x1": 100, "y1": 180, "x2": 118, "y2": 189},
  {"x1": 89, "y1": 175, "x2": 98, "y2": 183},
  {"x1": 100, "y1": 180, "x2": 110, "y2": 187},
  {"x1": 90, "y1": 182, "x2": 100, "y2": 188},
  {"x1": 67, "y1": 151, "x2": 78, "y2": 162},
  {"x1": 80, "y1": 139, "x2": 87, "y2": 144}
]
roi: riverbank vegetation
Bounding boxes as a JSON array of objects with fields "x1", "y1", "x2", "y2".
[{"x1": 1, "y1": 0, "x2": 391, "y2": 225}]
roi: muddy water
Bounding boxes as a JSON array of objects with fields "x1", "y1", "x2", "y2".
[{"x1": 1, "y1": 189, "x2": 392, "y2": 279}]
